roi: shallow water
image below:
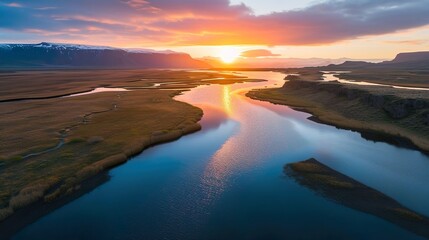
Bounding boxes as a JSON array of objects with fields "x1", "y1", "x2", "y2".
[
  {"x1": 12, "y1": 71, "x2": 429, "y2": 240},
  {"x1": 322, "y1": 71, "x2": 429, "y2": 91},
  {"x1": 65, "y1": 87, "x2": 129, "y2": 97}
]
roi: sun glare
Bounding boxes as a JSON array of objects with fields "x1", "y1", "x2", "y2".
[{"x1": 219, "y1": 47, "x2": 240, "y2": 64}]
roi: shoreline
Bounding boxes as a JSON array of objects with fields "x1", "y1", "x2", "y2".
[
  {"x1": 246, "y1": 89, "x2": 429, "y2": 154},
  {"x1": 0, "y1": 119, "x2": 202, "y2": 238},
  {"x1": 0, "y1": 89, "x2": 95, "y2": 103},
  {"x1": 284, "y1": 158, "x2": 429, "y2": 239},
  {"x1": 0, "y1": 70, "x2": 265, "y2": 235},
  {"x1": 3, "y1": 69, "x2": 429, "y2": 237},
  {"x1": 0, "y1": 93, "x2": 203, "y2": 223}
]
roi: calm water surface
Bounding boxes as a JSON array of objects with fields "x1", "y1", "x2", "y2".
[
  {"x1": 65, "y1": 87, "x2": 129, "y2": 97},
  {"x1": 12, "y1": 71, "x2": 429, "y2": 239},
  {"x1": 322, "y1": 71, "x2": 429, "y2": 91}
]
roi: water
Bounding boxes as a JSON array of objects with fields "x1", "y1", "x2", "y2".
[
  {"x1": 65, "y1": 87, "x2": 129, "y2": 97},
  {"x1": 11, "y1": 71, "x2": 429, "y2": 240},
  {"x1": 322, "y1": 71, "x2": 429, "y2": 91}
]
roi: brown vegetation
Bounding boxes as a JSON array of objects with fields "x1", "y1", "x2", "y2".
[
  {"x1": 0, "y1": 69, "x2": 257, "y2": 221},
  {"x1": 337, "y1": 69, "x2": 429, "y2": 88},
  {"x1": 247, "y1": 77, "x2": 429, "y2": 151}
]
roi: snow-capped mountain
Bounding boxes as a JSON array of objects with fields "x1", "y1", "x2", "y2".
[
  {"x1": 0, "y1": 42, "x2": 119, "y2": 51},
  {"x1": 0, "y1": 42, "x2": 210, "y2": 68},
  {"x1": 0, "y1": 42, "x2": 178, "y2": 54},
  {"x1": 125, "y1": 48, "x2": 179, "y2": 54}
]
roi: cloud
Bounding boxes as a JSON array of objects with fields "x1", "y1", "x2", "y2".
[
  {"x1": 240, "y1": 49, "x2": 281, "y2": 57},
  {"x1": 36, "y1": 6, "x2": 57, "y2": 10},
  {"x1": 384, "y1": 39, "x2": 428, "y2": 45},
  {"x1": 4, "y1": 2, "x2": 22, "y2": 8},
  {"x1": 0, "y1": 0, "x2": 428, "y2": 46}
]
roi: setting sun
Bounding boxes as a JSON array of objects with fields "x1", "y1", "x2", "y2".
[{"x1": 218, "y1": 47, "x2": 241, "y2": 64}]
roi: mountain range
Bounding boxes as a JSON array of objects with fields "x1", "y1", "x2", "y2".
[
  {"x1": 200, "y1": 56, "x2": 386, "y2": 68},
  {"x1": 324, "y1": 51, "x2": 429, "y2": 70},
  {"x1": 1, "y1": 43, "x2": 428, "y2": 70},
  {"x1": 0, "y1": 42, "x2": 210, "y2": 69}
]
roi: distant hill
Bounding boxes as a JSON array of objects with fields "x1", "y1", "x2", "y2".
[
  {"x1": 391, "y1": 51, "x2": 429, "y2": 63},
  {"x1": 329, "y1": 61, "x2": 375, "y2": 69},
  {"x1": 0, "y1": 42, "x2": 210, "y2": 69},
  {"x1": 200, "y1": 56, "x2": 385, "y2": 68},
  {"x1": 324, "y1": 51, "x2": 429, "y2": 70}
]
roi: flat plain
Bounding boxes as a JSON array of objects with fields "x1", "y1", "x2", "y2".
[{"x1": 0, "y1": 69, "x2": 261, "y2": 221}]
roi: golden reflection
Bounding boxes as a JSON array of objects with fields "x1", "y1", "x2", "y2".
[{"x1": 223, "y1": 85, "x2": 232, "y2": 114}]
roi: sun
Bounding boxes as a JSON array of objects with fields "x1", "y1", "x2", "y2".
[{"x1": 218, "y1": 47, "x2": 241, "y2": 64}]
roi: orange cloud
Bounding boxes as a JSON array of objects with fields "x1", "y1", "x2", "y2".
[
  {"x1": 240, "y1": 49, "x2": 281, "y2": 57},
  {"x1": 2, "y1": 0, "x2": 429, "y2": 47}
]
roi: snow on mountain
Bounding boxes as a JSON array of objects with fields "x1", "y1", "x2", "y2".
[
  {"x1": 34, "y1": 42, "x2": 119, "y2": 50},
  {"x1": 0, "y1": 42, "x2": 117, "y2": 50},
  {"x1": 125, "y1": 48, "x2": 179, "y2": 54},
  {"x1": 0, "y1": 42, "x2": 178, "y2": 54},
  {"x1": 0, "y1": 42, "x2": 211, "y2": 68}
]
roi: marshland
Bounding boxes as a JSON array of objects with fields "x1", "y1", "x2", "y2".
[
  {"x1": 0, "y1": 69, "x2": 261, "y2": 223},
  {"x1": 2, "y1": 70, "x2": 429, "y2": 240},
  {"x1": 3, "y1": 0, "x2": 429, "y2": 239}
]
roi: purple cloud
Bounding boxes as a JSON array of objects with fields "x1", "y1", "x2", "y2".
[{"x1": 0, "y1": 0, "x2": 428, "y2": 46}]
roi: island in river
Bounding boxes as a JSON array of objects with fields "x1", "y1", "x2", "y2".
[{"x1": 284, "y1": 158, "x2": 429, "y2": 239}]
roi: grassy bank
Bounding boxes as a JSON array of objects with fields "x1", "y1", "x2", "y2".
[
  {"x1": 247, "y1": 79, "x2": 429, "y2": 152},
  {"x1": 284, "y1": 158, "x2": 429, "y2": 238},
  {"x1": 0, "y1": 69, "x2": 261, "y2": 221}
]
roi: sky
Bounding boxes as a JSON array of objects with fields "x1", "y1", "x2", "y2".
[
  {"x1": 230, "y1": 0, "x2": 324, "y2": 15},
  {"x1": 1, "y1": 0, "x2": 429, "y2": 60}
]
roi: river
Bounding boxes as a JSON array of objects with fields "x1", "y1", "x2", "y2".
[{"x1": 11, "y1": 71, "x2": 429, "y2": 239}]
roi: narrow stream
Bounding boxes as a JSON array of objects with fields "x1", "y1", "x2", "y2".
[
  {"x1": 11, "y1": 71, "x2": 429, "y2": 240},
  {"x1": 65, "y1": 87, "x2": 129, "y2": 97},
  {"x1": 322, "y1": 71, "x2": 429, "y2": 91}
]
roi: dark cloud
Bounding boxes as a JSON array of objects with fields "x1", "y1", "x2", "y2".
[
  {"x1": 0, "y1": 0, "x2": 428, "y2": 46},
  {"x1": 240, "y1": 49, "x2": 281, "y2": 57}
]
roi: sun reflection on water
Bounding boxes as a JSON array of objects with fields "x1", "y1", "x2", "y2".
[{"x1": 223, "y1": 85, "x2": 232, "y2": 115}]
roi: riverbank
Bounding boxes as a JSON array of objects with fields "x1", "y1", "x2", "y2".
[
  {"x1": 6, "y1": 71, "x2": 429, "y2": 240},
  {"x1": 247, "y1": 79, "x2": 429, "y2": 152},
  {"x1": 0, "y1": 69, "x2": 263, "y2": 222}
]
